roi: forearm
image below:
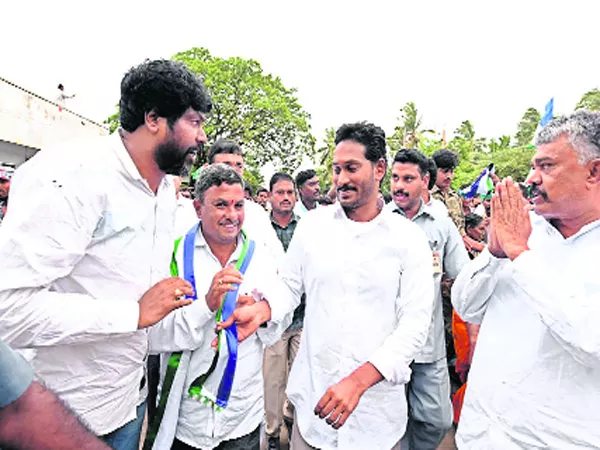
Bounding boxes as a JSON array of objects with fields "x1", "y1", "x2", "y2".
[
  {"x1": 349, "y1": 362, "x2": 383, "y2": 393},
  {"x1": 0, "y1": 382, "x2": 110, "y2": 450},
  {"x1": 0, "y1": 289, "x2": 139, "y2": 348}
]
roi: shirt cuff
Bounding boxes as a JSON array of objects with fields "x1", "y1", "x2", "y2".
[
  {"x1": 107, "y1": 300, "x2": 141, "y2": 332},
  {"x1": 368, "y1": 350, "x2": 411, "y2": 386},
  {"x1": 0, "y1": 344, "x2": 34, "y2": 408}
]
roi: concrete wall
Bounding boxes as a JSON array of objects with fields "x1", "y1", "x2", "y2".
[{"x1": 0, "y1": 78, "x2": 108, "y2": 166}]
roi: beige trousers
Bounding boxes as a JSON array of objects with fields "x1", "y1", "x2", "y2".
[
  {"x1": 290, "y1": 418, "x2": 402, "y2": 449},
  {"x1": 263, "y1": 328, "x2": 302, "y2": 437}
]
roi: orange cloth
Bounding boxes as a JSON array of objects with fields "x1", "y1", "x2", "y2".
[{"x1": 452, "y1": 310, "x2": 470, "y2": 424}]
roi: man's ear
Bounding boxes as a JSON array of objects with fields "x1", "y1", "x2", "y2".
[
  {"x1": 144, "y1": 109, "x2": 164, "y2": 135},
  {"x1": 375, "y1": 158, "x2": 387, "y2": 184},
  {"x1": 193, "y1": 199, "x2": 202, "y2": 219},
  {"x1": 588, "y1": 159, "x2": 600, "y2": 184}
]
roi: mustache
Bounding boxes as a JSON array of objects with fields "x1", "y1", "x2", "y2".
[
  {"x1": 530, "y1": 185, "x2": 548, "y2": 200},
  {"x1": 218, "y1": 219, "x2": 241, "y2": 226},
  {"x1": 279, "y1": 201, "x2": 291, "y2": 206},
  {"x1": 338, "y1": 184, "x2": 357, "y2": 192},
  {"x1": 393, "y1": 190, "x2": 409, "y2": 197}
]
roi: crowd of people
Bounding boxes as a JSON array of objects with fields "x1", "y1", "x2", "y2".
[{"x1": 1, "y1": 59, "x2": 599, "y2": 450}]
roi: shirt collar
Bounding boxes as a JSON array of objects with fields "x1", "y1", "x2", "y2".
[
  {"x1": 195, "y1": 223, "x2": 245, "y2": 263},
  {"x1": 111, "y1": 130, "x2": 145, "y2": 182},
  {"x1": 270, "y1": 212, "x2": 300, "y2": 227},
  {"x1": 111, "y1": 130, "x2": 171, "y2": 193},
  {"x1": 387, "y1": 199, "x2": 434, "y2": 221},
  {"x1": 531, "y1": 212, "x2": 600, "y2": 242}
]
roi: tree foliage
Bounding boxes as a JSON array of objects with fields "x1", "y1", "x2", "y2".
[
  {"x1": 173, "y1": 48, "x2": 316, "y2": 173},
  {"x1": 514, "y1": 107, "x2": 541, "y2": 147},
  {"x1": 576, "y1": 88, "x2": 600, "y2": 111},
  {"x1": 387, "y1": 102, "x2": 433, "y2": 153}
]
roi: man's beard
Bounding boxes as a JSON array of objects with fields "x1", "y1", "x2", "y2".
[{"x1": 154, "y1": 140, "x2": 199, "y2": 176}]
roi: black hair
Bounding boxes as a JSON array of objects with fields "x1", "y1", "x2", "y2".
[
  {"x1": 244, "y1": 182, "x2": 253, "y2": 197},
  {"x1": 334, "y1": 122, "x2": 387, "y2": 164},
  {"x1": 119, "y1": 59, "x2": 212, "y2": 132},
  {"x1": 58, "y1": 83, "x2": 64, "y2": 90},
  {"x1": 194, "y1": 164, "x2": 243, "y2": 202},
  {"x1": 256, "y1": 187, "x2": 269, "y2": 196},
  {"x1": 295, "y1": 169, "x2": 317, "y2": 189},
  {"x1": 270, "y1": 172, "x2": 296, "y2": 191},
  {"x1": 431, "y1": 149, "x2": 459, "y2": 170},
  {"x1": 393, "y1": 149, "x2": 430, "y2": 178},
  {"x1": 426, "y1": 158, "x2": 438, "y2": 190},
  {"x1": 207, "y1": 139, "x2": 243, "y2": 164},
  {"x1": 465, "y1": 212, "x2": 484, "y2": 230}
]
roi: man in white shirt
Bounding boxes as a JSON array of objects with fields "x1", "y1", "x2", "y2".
[
  {"x1": 452, "y1": 110, "x2": 600, "y2": 449},
  {"x1": 0, "y1": 59, "x2": 212, "y2": 450},
  {"x1": 174, "y1": 175, "x2": 200, "y2": 237},
  {"x1": 219, "y1": 122, "x2": 434, "y2": 449},
  {"x1": 147, "y1": 164, "x2": 291, "y2": 450},
  {"x1": 293, "y1": 169, "x2": 320, "y2": 217},
  {"x1": 386, "y1": 149, "x2": 469, "y2": 449}
]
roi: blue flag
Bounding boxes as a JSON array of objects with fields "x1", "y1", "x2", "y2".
[{"x1": 540, "y1": 98, "x2": 554, "y2": 127}]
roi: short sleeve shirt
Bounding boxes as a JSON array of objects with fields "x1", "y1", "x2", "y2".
[{"x1": 0, "y1": 339, "x2": 34, "y2": 408}]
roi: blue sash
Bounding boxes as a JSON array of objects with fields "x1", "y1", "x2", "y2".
[{"x1": 182, "y1": 223, "x2": 255, "y2": 410}]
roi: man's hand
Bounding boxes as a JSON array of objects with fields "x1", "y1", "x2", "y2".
[
  {"x1": 212, "y1": 299, "x2": 272, "y2": 347},
  {"x1": 491, "y1": 178, "x2": 532, "y2": 260},
  {"x1": 205, "y1": 266, "x2": 244, "y2": 311},
  {"x1": 314, "y1": 363, "x2": 383, "y2": 429},
  {"x1": 487, "y1": 215, "x2": 507, "y2": 258},
  {"x1": 138, "y1": 277, "x2": 194, "y2": 329}
]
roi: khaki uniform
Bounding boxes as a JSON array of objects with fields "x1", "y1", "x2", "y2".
[{"x1": 431, "y1": 186, "x2": 465, "y2": 236}]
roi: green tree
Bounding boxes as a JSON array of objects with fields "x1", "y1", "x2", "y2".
[
  {"x1": 576, "y1": 88, "x2": 600, "y2": 111},
  {"x1": 174, "y1": 48, "x2": 316, "y2": 173},
  {"x1": 388, "y1": 102, "x2": 433, "y2": 153},
  {"x1": 315, "y1": 127, "x2": 336, "y2": 191},
  {"x1": 448, "y1": 121, "x2": 488, "y2": 189},
  {"x1": 514, "y1": 107, "x2": 541, "y2": 147},
  {"x1": 103, "y1": 110, "x2": 119, "y2": 134},
  {"x1": 242, "y1": 165, "x2": 265, "y2": 194}
]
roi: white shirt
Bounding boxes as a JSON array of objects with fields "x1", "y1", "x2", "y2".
[
  {"x1": 174, "y1": 195, "x2": 199, "y2": 237},
  {"x1": 452, "y1": 213, "x2": 600, "y2": 449},
  {"x1": 149, "y1": 227, "x2": 291, "y2": 449},
  {"x1": 293, "y1": 199, "x2": 318, "y2": 218},
  {"x1": 428, "y1": 198, "x2": 449, "y2": 217},
  {"x1": 268, "y1": 204, "x2": 434, "y2": 449},
  {"x1": 0, "y1": 132, "x2": 176, "y2": 435},
  {"x1": 386, "y1": 201, "x2": 469, "y2": 362}
]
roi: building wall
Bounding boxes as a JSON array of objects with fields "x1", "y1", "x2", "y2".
[{"x1": 0, "y1": 78, "x2": 108, "y2": 166}]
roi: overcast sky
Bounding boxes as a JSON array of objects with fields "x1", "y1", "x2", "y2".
[{"x1": 2, "y1": 0, "x2": 598, "y2": 144}]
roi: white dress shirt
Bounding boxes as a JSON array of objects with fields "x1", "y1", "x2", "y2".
[
  {"x1": 452, "y1": 213, "x2": 600, "y2": 449},
  {"x1": 386, "y1": 200, "x2": 469, "y2": 362},
  {"x1": 149, "y1": 227, "x2": 291, "y2": 449},
  {"x1": 174, "y1": 195, "x2": 199, "y2": 237},
  {"x1": 293, "y1": 199, "x2": 318, "y2": 218},
  {"x1": 0, "y1": 132, "x2": 176, "y2": 435},
  {"x1": 268, "y1": 204, "x2": 434, "y2": 449}
]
